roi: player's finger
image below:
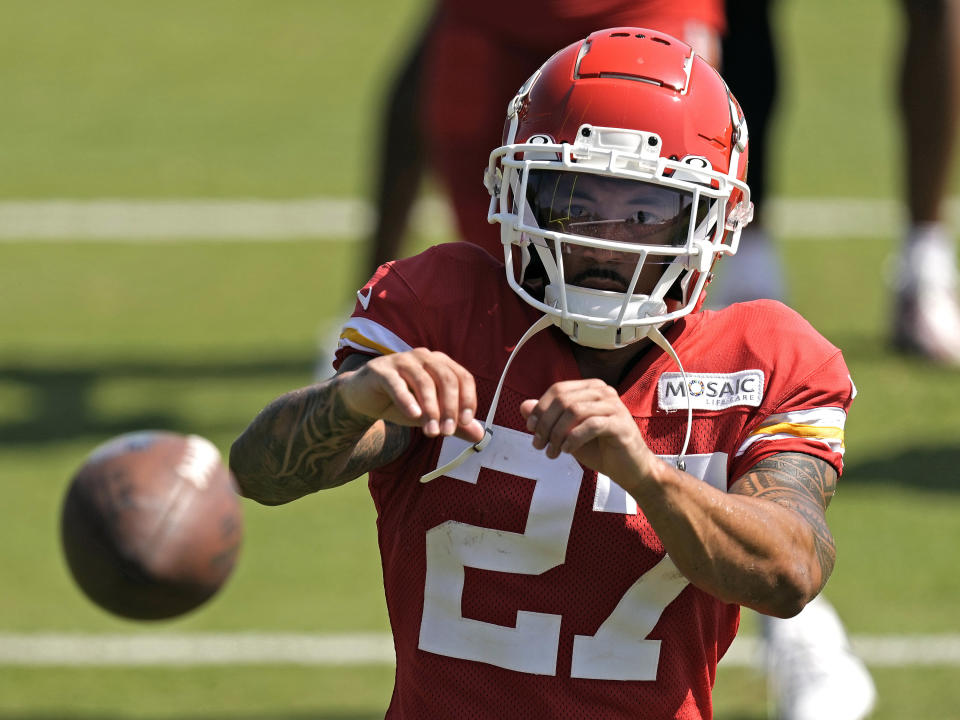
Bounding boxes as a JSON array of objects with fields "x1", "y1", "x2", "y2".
[
  {"x1": 375, "y1": 365, "x2": 424, "y2": 420},
  {"x1": 453, "y1": 363, "x2": 478, "y2": 428},
  {"x1": 543, "y1": 400, "x2": 616, "y2": 459},
  {"x1": 393, "y1": 354, "x2": 443, "y2": 434},
  {"x1": 558, "y1": 415, "x2": 609, "y2": 456},
  {"x1": 354, "y1": 359, "x2": 423, "y2": 423},
  {"x1": 428, "y1": 352, "x2": 478, "y2": 434},
  {"x1": 519, "y1": 398, "x2": 538, "y2": 420},
  {"x1": 420, "y1": 352, "x2": 464, "y2": 436},
  {"x1": 526, "y1": 381, "x2": 610, "y2": 449},
  {"x1": 453, "y1": 418, "x2": 486, "y2": 444},
  {"x1": 524, "y1": 389, "x2": 573, "y2": 449},
  {"x1": 528, "y1": 379, "x2": 609, "y2": 420}
]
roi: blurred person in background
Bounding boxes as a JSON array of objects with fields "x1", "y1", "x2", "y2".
[
  {"x1": 361, "y1": 0, "x2": 725, "y2": 280},
  {"x1": 242, "y1": 28, "x2": 859, "y2": 718},
  {"x1": 892, "y1": 0, "x2": 960, "y2": 362},
  {"x1": 714, "y1": 0, "x2": 960, "y2": 366},
  {"x1": 706, "y1": 0, "x2": 784, "y2": 307},
  {"x1": 714, "y1": 5, "x2": 878, "y2": 719}
]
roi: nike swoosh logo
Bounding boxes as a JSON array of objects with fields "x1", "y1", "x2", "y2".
[{"x1": 357, "y1": 287, "x2": 372, "y2": 310}]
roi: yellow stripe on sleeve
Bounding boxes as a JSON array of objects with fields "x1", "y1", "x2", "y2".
[
  {"x1": 339, "y1": 327, "x2": 396, "y2": 357},
  {"x1": 750, "y1": 421, "x2": 845, "y2": 447}
]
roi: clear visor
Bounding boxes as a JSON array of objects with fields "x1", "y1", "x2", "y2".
[{"x1": 521, "y1": 170, "x2": 710, "y2": 292}]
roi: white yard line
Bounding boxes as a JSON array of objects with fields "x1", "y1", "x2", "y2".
[
  {"x1": 2, "y1": 196, "x2": 959, "y2": 241},
  {"x1": 0, "y1": 632, "x2": 395, "y2": 667},
  {"x1": 0, "y1": 632, "x2": 958, "y2": 667},
  {"x1": 2, "y1": 196, "x2": 955, "y2": 670},
  {"x1": 0, "y1": 198, "x2": 377, "y2": 242}
]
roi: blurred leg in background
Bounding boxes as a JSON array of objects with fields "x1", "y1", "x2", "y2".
[
  {"x1": 720, "y1": 5, "x2": 877, "y2": 719},
  {"x1": 319, "y1": 16, "x2": 433, "y2": 378},
  {"x1": 419, "y1": 6, "x2": 725, "y2": 262},
  {"x1": 893, "y1": 0, "x2": 960, "y2": 364},
  {"x1": 363, "y1": 17, "x2": 432, "y2": 281},
  {"x1": 710, "y1": 0, "x2": 786, "y2": 306},
  {"x1": 764, "y1": 595, "x2": 876, "y2": 720}
]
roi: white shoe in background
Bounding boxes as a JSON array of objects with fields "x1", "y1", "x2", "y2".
[
  {"x1": 763, "y1": 595, "x2": 876, "y2": 720},
  {"x1": 893, "y1": 223, "x2": 960, "y2": 365},
  {"x1": 708, "y1": 226, "x2": 786, "y2": 307}
]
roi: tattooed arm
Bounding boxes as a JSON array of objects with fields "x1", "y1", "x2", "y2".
[
  {"x1": 624, "y1": 450, "x2": 836, "y2": 618},
  {"x1": 729, "y1": 452, "x2": 837, "y2": 599},
  {"x1": 230, "y1": 349, "x2": 486, "y2": 505},
  {"x1": 229, "y1": 355, "x2": 404, "y2": 505}
]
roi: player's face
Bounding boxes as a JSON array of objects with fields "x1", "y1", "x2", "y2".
[{"x1": 526, "y1": 171, "x2": 702, "y2": 293}]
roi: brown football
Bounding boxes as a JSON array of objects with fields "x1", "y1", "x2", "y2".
[{"x1": 60, "y1": 431, "x2": 243, "y2": 620}]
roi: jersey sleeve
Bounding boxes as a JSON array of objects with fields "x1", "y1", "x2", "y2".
[
  {"x1": 332, "y1": 260, "x2": 434, "y2": 372},
  {"x1": 730, "y1": 316, "x2": 856, "y2": 481},
  {"x1": 332, "y1": 242, "x2": 506, "y2": 374}
]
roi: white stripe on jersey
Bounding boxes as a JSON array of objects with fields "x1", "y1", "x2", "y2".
[
  {"x1": 338, "y1": 317, "x2": 414, "y2": 357},
  {"x1": 736, "y1": 407, "x2": 847, "y2": 457}
]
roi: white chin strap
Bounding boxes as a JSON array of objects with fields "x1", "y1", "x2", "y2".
[
  {"x1": 540, "y1": 253, "x2": 687, "y2": 349},
  {"x1": 543, "y1": 284, "x2": 667, "y2": 349},
  {"x1": 647, "y1": 326, "x2": 694, "y2": 470},
  {"x1": 419, "y1": 313, "x2": 695, "y2": 483}
]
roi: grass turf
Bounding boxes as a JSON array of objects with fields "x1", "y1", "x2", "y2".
[{"x1": 2, "y1": 0, "x2": 959, "y2": 716}]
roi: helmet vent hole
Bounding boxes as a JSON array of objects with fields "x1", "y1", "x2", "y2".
[
  {"x1": 610, "y1": 32, "x2": 631, "y2": 38},
  {"x1": 635, "y1": 34, "x2": 646, "y2": 39},
  {"x1": 598, "y1": 72, "x2": 662, "y2": 86},
  {"x1": 652, "y1": 37, "x2": 671, "y2": 46}
]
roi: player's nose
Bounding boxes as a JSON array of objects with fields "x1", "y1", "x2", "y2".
[{"x1": 577, "y1": 243, "x2": 619, "y2": 261}]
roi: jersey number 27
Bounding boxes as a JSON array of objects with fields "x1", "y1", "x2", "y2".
[{"x1": 418, "y1": 425, "x2": 689, "y2": 681}]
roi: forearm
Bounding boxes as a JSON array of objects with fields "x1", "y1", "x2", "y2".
[
  {"x1": 619, "y1": 458, "x2": 827, "y2": 618},
  {"x1": 229, "y1": 374, "x2": 378, "y2": 505}
]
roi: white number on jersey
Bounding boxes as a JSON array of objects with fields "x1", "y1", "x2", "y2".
[{"x1": 418, "y1": 425, "x2": 700, "y2": 681}]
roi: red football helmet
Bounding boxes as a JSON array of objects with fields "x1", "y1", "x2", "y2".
[{"x1": 485, "y1": 27, "x2": 753, "y2": 349}]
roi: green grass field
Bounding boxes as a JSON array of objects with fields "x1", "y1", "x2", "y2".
[{"x1": 2, "y1": 0, "x2": 960, "y2": 718}]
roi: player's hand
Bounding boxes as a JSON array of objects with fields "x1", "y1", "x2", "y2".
[
  {"x1": 339, "y1": 349, "x2": 485, "y2": 443},
  {"x1": 519, "y1": 379, "x2": 657, "y2": 484}
]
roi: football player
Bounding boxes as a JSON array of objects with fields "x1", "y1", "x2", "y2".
[{"x1": 236, "y1": 29, "x2": 854, "y2": 719}]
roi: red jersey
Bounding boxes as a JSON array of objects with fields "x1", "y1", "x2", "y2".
[{"x1": 335, "y1": 243, "x2": 854, "y2": 720}]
